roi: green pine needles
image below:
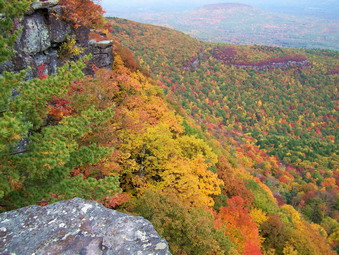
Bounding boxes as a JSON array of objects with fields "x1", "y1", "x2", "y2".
[
  {"x1": 0, "y1": 0, "x2": 32, "y2": 63},
  {"x1": 0, "y1": 54, "x2": 120, "y2": 209}
]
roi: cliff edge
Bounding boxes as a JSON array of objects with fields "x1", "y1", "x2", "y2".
[
  {"x1": 0, "y1": 0, "x2": 114, "y2": 78},
  {"x1": 0, "y1": 198, "x2": 171, "y2": 255}
]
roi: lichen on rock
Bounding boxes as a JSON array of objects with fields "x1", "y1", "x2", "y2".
[{"x1": 0, "y1": 198, "x2": 171, "y2": 255}]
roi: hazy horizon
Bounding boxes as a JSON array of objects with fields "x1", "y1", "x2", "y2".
[{"x1": 102, "y1": 0, "x2": 339, "y2": 19}]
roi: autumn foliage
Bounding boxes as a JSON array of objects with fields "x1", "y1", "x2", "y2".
[
  {"x1": 0, "y1": 2, "x2": 337, "y2": 255},
  {"x1": 109, "y1": 16, "x2": 338, "y2": 254},
  {"x1": 215, "y1": 196, "x2": 262, "y2": 254},
  {"x1": 59, "y1": 0, "x2": 105, "y2": 28}
]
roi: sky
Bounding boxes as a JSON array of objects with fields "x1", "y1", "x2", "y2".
[{"x1": 101, "y1": 0, "x2": 339, "y2": 19}]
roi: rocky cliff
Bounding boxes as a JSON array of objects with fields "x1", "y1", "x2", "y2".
[
  {"x1": 0, "y1": 198, "x2": 171, "y2": 255},
  {"x1": 0, "y1": 0, "x2": 114, "y2": 78}
]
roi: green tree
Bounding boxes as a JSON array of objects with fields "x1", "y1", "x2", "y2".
[
  {"x1": 0, "y1": 58, "x2": 120, "y2": 209},
  {"x1": 129, "y1": 190, "x2": 235, "y2": 255}
]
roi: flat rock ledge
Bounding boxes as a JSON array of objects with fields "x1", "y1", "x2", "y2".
[{"x1": 0, "y1": 198, "x2": 171, "y2": 255}]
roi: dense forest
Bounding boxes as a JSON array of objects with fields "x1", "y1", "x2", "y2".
[
  {"x1": 0, "y1": 1, "x2": 338, "y2": 255},
  {"x1": 108, "y1": 17, "x2": 339, "y2": 254}
]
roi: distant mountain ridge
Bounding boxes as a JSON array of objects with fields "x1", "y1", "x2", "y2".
[
  {"x1": 116, "y1": 2, "x2": 339, "y2": 50},
  {"x1": 200, "y1": 3, "x2": 252, "y2": 10}
]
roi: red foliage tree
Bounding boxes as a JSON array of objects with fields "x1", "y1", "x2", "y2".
[
  {"x1": 215, "y1": 196, "x2": 262, "y2": 254},
  {"x1": 217, "y1": 156, "x2": 254, "y2": 207},
  {"x1": 48, "y1": 97, "x2": 73, "y2": 121}
]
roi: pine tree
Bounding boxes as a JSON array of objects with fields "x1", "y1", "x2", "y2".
[
  {"x1": 0, "y1": 36, "x2": 120, "y2": 209},
  {"x1": 0, "y1": 0, "x2": 31, "y2": 63}
]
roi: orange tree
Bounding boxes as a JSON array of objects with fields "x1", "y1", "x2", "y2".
[{"x1": 59, "y1": 0, "x2": 105, "y2": 28}]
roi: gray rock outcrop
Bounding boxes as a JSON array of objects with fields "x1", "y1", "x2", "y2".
[
  {"x1": 0, "y1": 198, "x2": 171, "y2": 255},
  {"x1": 0, "y1": 0, "x2": 114, "y2": 78},
  {"x1": 84, "y1": 40, "x2": 114, "y2": 74},
  {"x1": 234, "y1": 59, "x2": 309, "y2": 70},
  {"x1": 30, "y1": 0, "x2": 59, "y2": 11}
]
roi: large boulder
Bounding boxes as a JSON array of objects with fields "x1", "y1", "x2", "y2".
[{"x1": 0, "y1": 198, "x2": 171, "y2": 255}]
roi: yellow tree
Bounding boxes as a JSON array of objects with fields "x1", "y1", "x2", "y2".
[{"x1": 160, "y1": 155, "x2": 222, "y2": 207}]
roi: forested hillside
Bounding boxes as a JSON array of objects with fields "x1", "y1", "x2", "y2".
[
  {"x1": 0, "y1": 1, "x2": 337, "y2": 255},
  {"x1": 109, "y1": 17, "x2": 339, "y2": 254}
]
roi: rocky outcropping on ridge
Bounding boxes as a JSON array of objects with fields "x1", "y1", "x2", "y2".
[
  {"x1": 0, "y1": 0, "x2": 114, "y2": 78},
  {"x1": 0, "y1": 198, "x2": 171, "y2": 255}
]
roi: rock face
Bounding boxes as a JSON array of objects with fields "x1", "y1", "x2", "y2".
[
  {"x1": 21, "y1": 10, "x2": 51, "y2": 54},
  {"x1": 0, "y1": 0, "x2": 114, "y2": 78},
  {"x1": 0, "y1": 198, "x2": 171, "y2": 255},
  {"x1": 84, "y1": 40, "x2": 114, "y2": 74},
  {"x1": 234, "y1": 59, "x2": 309, "y2": 70}
]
